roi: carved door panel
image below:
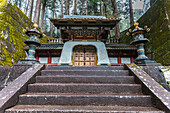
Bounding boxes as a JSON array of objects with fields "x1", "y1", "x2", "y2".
[
  {"x1": 73, "y1": 47, "x2": 83, "y2": 66},
  {"x1": 84, "y1": 47, "x2": 96, "y2": 66},
  {"x1": 73, "y1": 46, "x2": 97, "y2": 66}
]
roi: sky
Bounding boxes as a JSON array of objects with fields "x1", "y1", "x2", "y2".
[
  {"x1": 122, "y1": 0, "x2": 150, "y2": 9},
  {"x1": 133, "y1": 0, "x2": 150, "y2": 9}
]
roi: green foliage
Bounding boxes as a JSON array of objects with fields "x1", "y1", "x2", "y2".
[
  {"x1": 46, "y1": 0, "x2": 60, "y2": 11},
  {"x1": 87, "y1": 0, "x2": 100, "y2": 15}
]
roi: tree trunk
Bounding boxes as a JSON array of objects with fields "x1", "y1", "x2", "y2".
[
  {"x1": 24, "y1": 0, "x2": 28, "y2": 14},
  {"x1": 19, "y1": 0, "x2": 22, "y2": 8},
  {"x1": 50, "y1": 0, "x2": 56, "y2": 37},
  {"x1": 114, "y1": 21, "x2": 120, "y2": 39},
  {"x1": 93, "y1": 1, "x2": 98, "y2": 15},
  {"x1": 33, "y1": 0, "x2": 42, "y2": 25},
  {"x1": 43, "y1": 10, "x2": 48, "y2": 32},
  {"x1": 68, "y1": 0, "x2": 70, "y2": 15},
  {"x1": 40, "y1": 0, "x2": 47, "y2": 30},
  {"x1": 15, "y1": 0, "x2": 19, "y2": 6},
  {"x1": 50, "y1": 22, "x2": 53, "y2": 37},
  {"x1": 65, "y1": 0, "x2": 68, "y2": 15},
  {"x1": 111, "y1": 0, "x2": 120, "y2": 38},
  {"x1": 129, "y1": 0, "x2": 134, "y2": 26},
  {"x1": 61, "y1": 0, "x2": 64, "y2": 18},
  {"x1": 74, "y1": 0, "x2": 77, "y2": 15},
  {"x1": 25, "y1": 0, "x2": 30, "y2": 16},
  {"x1": 43, "y1": 15, "x2": 46, "y2": 32},
  {"x1": 28, "y1": 0, "x2": 34, "y2": 20},
  {"x1": 104, "y1": 3, "x2": 107, "y2": 17},
  {"x1": 100, "y1": 0, "x2": 104, "y2": 16},
  {"x1": 86, "y1": 0, "x2": 88, "y2": 15},
  {"x1": 150, "y1": 0, "x2": 156, "y2": 6},
  {"x1": 81, "y1": 0, "x2": 84, "y2": 15},
  {"x1": 37, "y1": 0, "x2": 42, "y2": 26}
]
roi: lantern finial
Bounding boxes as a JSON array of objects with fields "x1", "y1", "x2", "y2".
[
  {"x1": 33, "y1": 23, "x2": 38, "y2": 29},
  {"x1": 134, "y1": 22, "x2": 139, "y2": 29}
]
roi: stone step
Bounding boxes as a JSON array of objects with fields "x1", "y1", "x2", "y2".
[
  {"x1": 45, "y1": 66, "x2": 125, "y2": 70},
  {"x1": 28, "y1": 83, "x2": 142, "y2": 94},
  {"x1": 41, "y1": 70, "x2": 129, "y2": 76},
  {"x1": 5, "y1": 105, "x2": 164, "y2": 113},
  {"x1": 18, "y1": 93, "x2": 152, "y2": 107},
  {"x1": 36, "y1": 76, "x2": 135, "y2": 83}
]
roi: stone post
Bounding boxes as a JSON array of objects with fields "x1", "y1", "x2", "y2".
[
  {"x1": 127, "y1": 22, "x2": 156, "y2": 65},
  {"x1": 18, "y1": 24, "x2": 43, "y2": 64}
]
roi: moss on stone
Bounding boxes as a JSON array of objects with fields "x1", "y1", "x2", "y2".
[
  {"x1": 120, "y1": 0, "x2": 170, "y2": 65},
  {"x1": 0, "y1": 1, "x2": 47, "y2": 66}
]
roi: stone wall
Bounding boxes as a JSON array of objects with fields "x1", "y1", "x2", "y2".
[
  {"x1": 141, "y1": 65, "x2": 170, "y2": 91},
  {"x1": 0, "y1": 64, "x2": 32, "y2": 90},
  {"x1": 120, "y1": 0, "x2": 170, "y2": 65},
  {"x1": 0, "y1": 0, "x2": 47, "y2": 67}
]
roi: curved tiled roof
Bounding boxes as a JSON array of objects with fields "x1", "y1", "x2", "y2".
[
  {"x1": 106, "y1": 44, "x2": 137, "y2": 50},
  {"x1": 25, "y1": 43, "x2": 137, "y2": 50},
  {"x1": 63, "y1": 15, "x2": 107, "y2": 19}
]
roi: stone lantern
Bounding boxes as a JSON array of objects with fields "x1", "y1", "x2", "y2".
[
  {"x1": 18, "y1": 24, "x2": 43, "y2": 64},
  {"x1": 127, "y1": 22, "x2": 156, "y2": 65}
]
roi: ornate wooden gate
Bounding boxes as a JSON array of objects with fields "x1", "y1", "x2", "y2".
[{"x1": 73, "y1": 46, "x2": 97, "y2": 66}]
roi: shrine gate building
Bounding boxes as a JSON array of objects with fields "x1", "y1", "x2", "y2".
[{"x1": 26, "y1": 15, "x2": 138, "y2": 66}]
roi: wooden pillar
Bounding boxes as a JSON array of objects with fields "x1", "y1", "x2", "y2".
[
  {"x1": 71, "y1": 35, "x2": 73, "y2": 40},
  {"x1": 48, "y1": 51, "x2": 51, "y2": 64},
  {"x1": 97, "y1": 35, "x2": 99, "y2": 40},
  {"x1": 35, "y1": 53, "x2": 39, "y2": 61},
  {"x1": 48, "y1": 56, "x2": 51, "y2": 64},
  {"x1": 36, "y1": 56, "x2": 39, "y2": 61},
  {"x1": 131, "y1": 51, "x2": 136, "y2": 63},
  {"x1": 118, "y1": 57, "x2": 121, "y2": 64},
  {"x1": 131, "y1": 57, "x2": 134, "y2": 63},
  {"x1": 118, "y1": 51, "x2": 121, "y2": 64}
]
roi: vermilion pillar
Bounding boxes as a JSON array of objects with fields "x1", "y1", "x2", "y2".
[
  {"x1": 118, "y1": 51, "x2": 121, "y2": 64},
  {"x1": 48, "y1": 56, "x2": 51, "y2": 64},
  {"x1": 97, "y1": 35, "x2": 99, "y2": 40},
  {"x1": 118, "y1": 57, "x2": 121, "y2": 64},
  {"x1": 131, "y1": 57, "x2": 134, "y2": 63},
  {"x1": 36, "y1": 53, "x2": 39, "y2": 61},
  {"x1": 71, "y1": 35, "x2": 73, "y2": 40},
  {"x1": 48, "y1": 51, "x2": 51, "y2": 64},
  {"x1": 36, "y1": 56, "x2": 39, "y2": 61}
]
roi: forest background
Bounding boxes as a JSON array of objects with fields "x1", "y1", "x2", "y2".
[
  {"x1": 2, "y1": 0, "x2": 167, "y2": 67},
  {"x1": 12, "y1": 0, "x2": 154, "y2": 38}
]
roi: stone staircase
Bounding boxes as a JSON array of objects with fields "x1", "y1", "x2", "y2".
[{"x1": 5, "y1": 66, "x2": 164, "y2": 113}]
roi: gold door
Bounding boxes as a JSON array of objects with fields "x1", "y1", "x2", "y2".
[{"x1": 73, "y1": 46, "x2": 97, "y2": 66}]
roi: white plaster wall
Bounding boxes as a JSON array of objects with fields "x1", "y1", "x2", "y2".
[{"x1": 59, "y1": 41, "x2": 110, "y2": 65}]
